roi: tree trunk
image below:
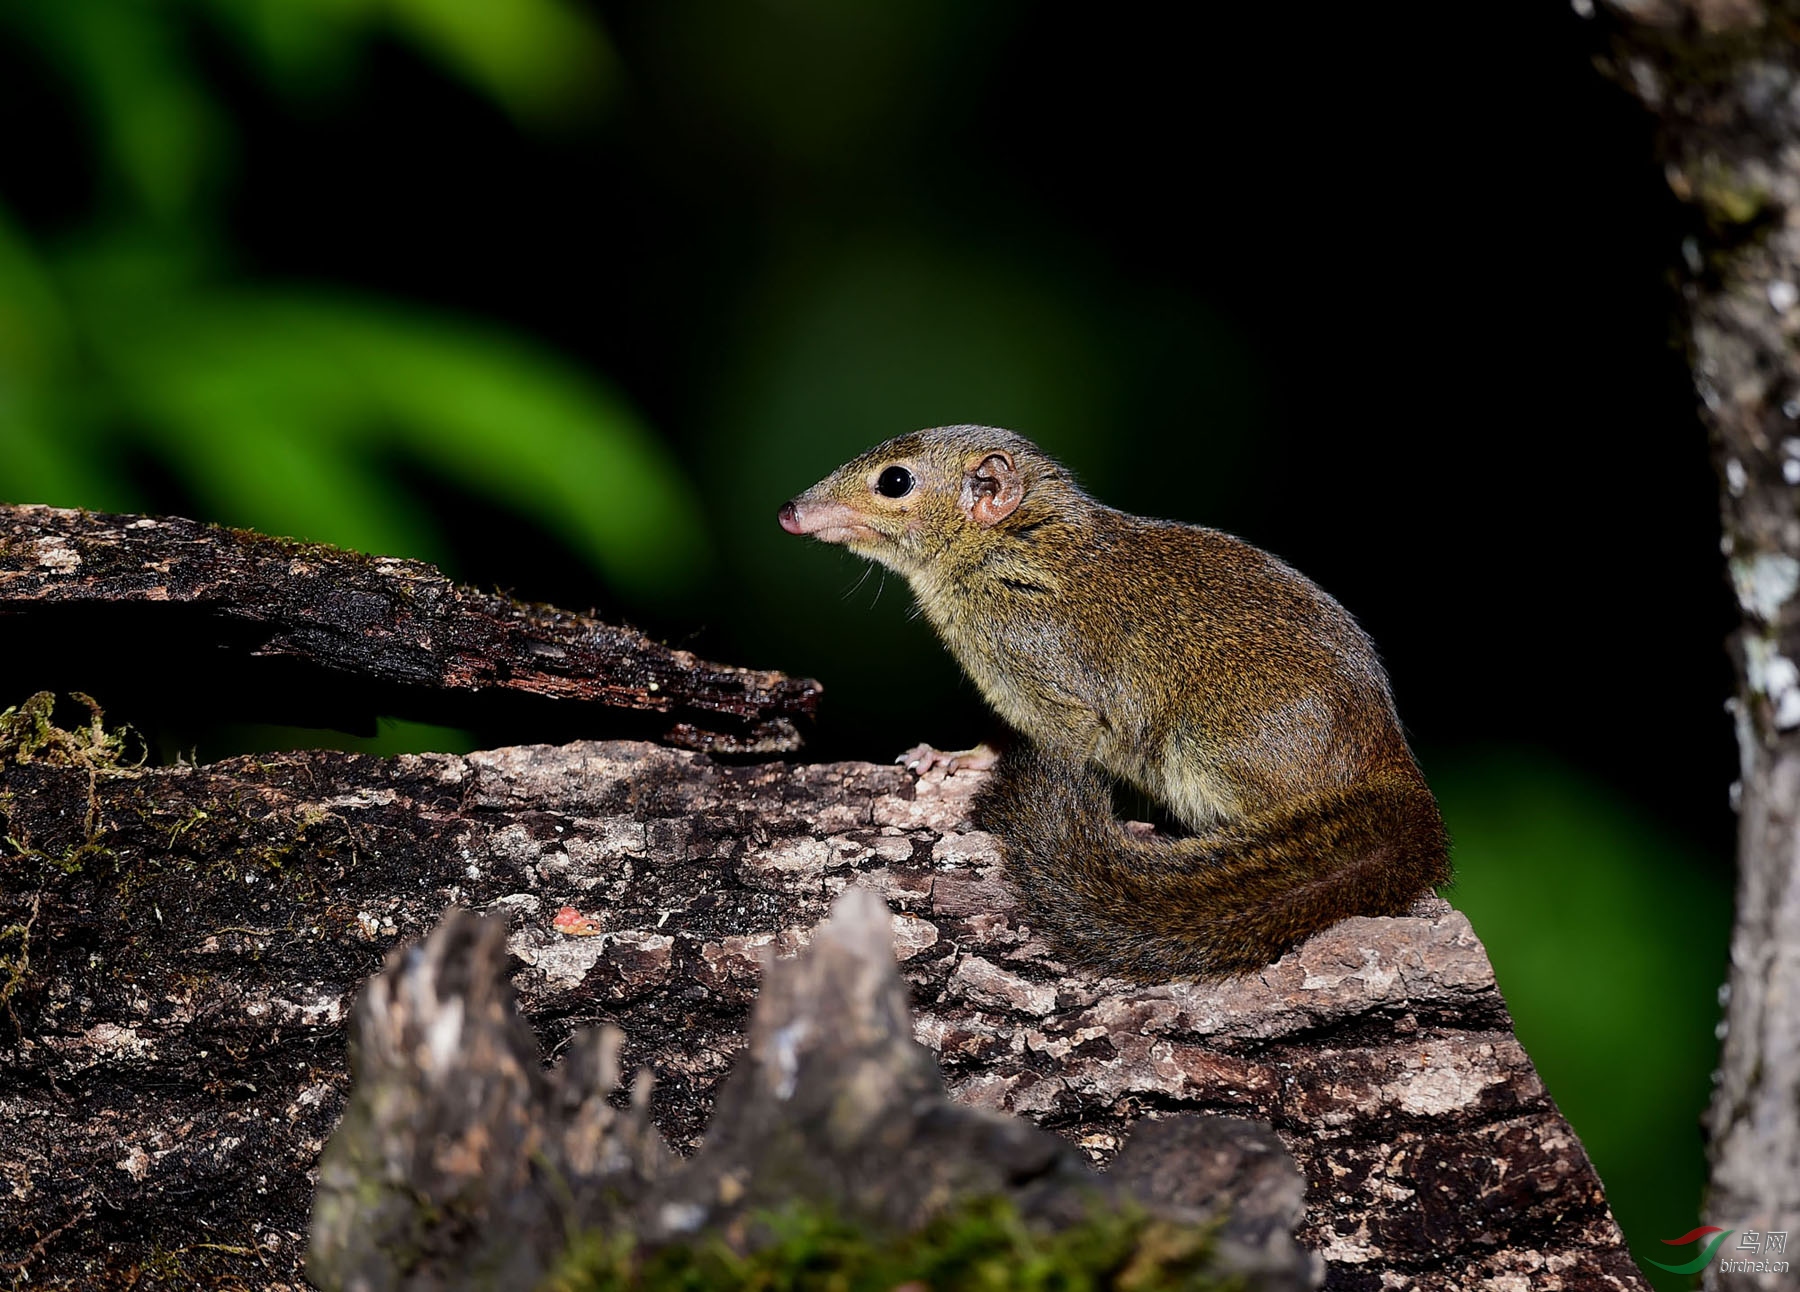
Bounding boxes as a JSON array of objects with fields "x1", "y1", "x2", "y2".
[{"x1": 1597, "y1": 6, "x2": 1800, "y2": 1286}]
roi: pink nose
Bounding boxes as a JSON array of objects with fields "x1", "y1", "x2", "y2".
[{"x1": 778, "y1": 501, "x2": 803, "y2": 534}]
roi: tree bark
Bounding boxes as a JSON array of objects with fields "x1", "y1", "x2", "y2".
[{"x1": 1597, "y1": 6, "x2": 1800, "y2": 1285}]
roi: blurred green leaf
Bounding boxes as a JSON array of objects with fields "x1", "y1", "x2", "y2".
[
  {"x1": 195, "y1": 0, "x2": 616, "y2": 119},
  {"x1": 0, "y1": 212, "x2": 74, "y2": 381},
  {"x1": 196, "y1": 0, "x2": 615, "y2": 118},
  {"x1": 385, "y1": 0, "x2": 617, "y2": 123},
  {"x1": 38, "y1": 252, "x2": 709, "y2": 596},
  {"x1": 0, "y1": 416, "x2": 106, "y2": 512},
  {"x1": 334, "y1": 304, "x2": 708, "y2": 593},
  {"x1": 4, "y1": 0, "x2": 616, "y2": 228},
  {"x1": 0, "y1": 0, "x2": 653, "y2": 601},
  {"x1": 192, "y1": 0, "x2": 373, "y2": 98},
  {"x1": 1436, "y1": 750, "x2": 1730, "y2": 1292},
  {"x1": 0, "y1": 217, "x2": 127, "y2": 509},
  {"x1": 5, "y1": 0, "x2": 225, "y2": 220},
  {"x1": 0, "y1": 0, "x2": 649, "y2": 592}
]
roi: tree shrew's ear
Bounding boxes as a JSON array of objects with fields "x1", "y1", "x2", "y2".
[{"x1": 961, "y1": 451, "x2": 1023, "y2": 528}]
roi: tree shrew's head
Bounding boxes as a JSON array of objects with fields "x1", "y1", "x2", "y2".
[{"x1": 777, "y1": 425, "x2": 1070, "y2": 579}]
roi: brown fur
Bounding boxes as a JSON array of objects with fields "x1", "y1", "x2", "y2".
[
  {"x1": 975, "y1": 744, "x2": 1449, "y2": 978},
  {"x1": 781, "y1": 425, "x2": 1452, "y2": 980}
]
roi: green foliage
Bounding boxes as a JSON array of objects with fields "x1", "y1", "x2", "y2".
[
  {"x1": 1435, "y1": 751, "x2": 1731, "y2": 1292},
  {"x1": 543, "y1": 1197, "x2": 1237, "y2": 1292},
  {"x1": 197, "y1": 0, "x2": 616, "y2": 122},
  {"x1": 0, "y1": 0, "x2": 700, "y2": 603},
  {"x1": 3, "y1": 0, "x2": 613, "y2": 218}
]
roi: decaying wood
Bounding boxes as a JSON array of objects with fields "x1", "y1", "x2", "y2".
[
  {"x1": 1596, "y1": 6, "x2": 1800, "y2": 1287},
  {"x1": 308, "y1": 891, "x2": 1320, "y2": 1291},
  {"x1": 0, "y1": 736, "x2": 1648, "y2": 1290},
  {"x1": 0, "y1": 504, "x2": 820, "y2": 753}
]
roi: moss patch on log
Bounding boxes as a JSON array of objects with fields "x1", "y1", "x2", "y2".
[{"x1": 543, "y1": 1189, "x2": 1237, "y2": 1292}]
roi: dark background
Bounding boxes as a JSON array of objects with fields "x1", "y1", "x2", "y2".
[{"x1": 0, "y1": 4, "x2": 1733, "y2": 1283}]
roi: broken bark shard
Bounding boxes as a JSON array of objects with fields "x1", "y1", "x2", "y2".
[{"x1": 307, "y1": 889, "x2": 1322, "y2": 1291}]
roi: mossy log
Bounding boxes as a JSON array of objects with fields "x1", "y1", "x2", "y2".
[{"x1": 0, "y1": 737, "x2": 1647, "y2": 1289}]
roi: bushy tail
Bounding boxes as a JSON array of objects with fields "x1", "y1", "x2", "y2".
[{"x1": 974, "y1": 744, "x2": 1452, "y2": 980}]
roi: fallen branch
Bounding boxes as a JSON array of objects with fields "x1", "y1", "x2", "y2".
[{"x1": 0, "y1": 504, "x2": 820, "y2": 753}]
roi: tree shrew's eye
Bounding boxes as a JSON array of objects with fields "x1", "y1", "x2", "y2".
[{"x1": 875, "y1": 466, "x2": 915, "y2": 499}]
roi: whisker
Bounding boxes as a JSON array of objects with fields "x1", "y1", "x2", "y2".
[{"x1": 842, "y1": 563, "x2": 876, "y2": 603}]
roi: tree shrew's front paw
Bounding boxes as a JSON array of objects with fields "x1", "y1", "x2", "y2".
[{"x1": 896, "y1": 742, "x2": 1000, "y2": 775}]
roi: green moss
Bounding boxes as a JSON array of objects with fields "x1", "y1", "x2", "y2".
[
  {"x1": 0, "y1": 691, "x2": 142, "y2": 771},
  {"x1": 0, "y1": 693, "x2": 141, "y2": 894},
  {"x1": 0, "y1": 893, "x2": 40, "y2": 1032},
  {"x1": 541, "y1": 1197, "x2": 1238, "y2": 1292},
  {"x1": 1690, "y1": 155, "x2": 1772, "y2": 231},
  {"x1": 130, "y1": 1241, "x2": 264, "y2": 1287},
  {"x1": 218, "y1": 521, "x2": 390, "y2": 571},
  {"x1": 1602, "y1": 12, "x2": 1800, "y2": 244}
]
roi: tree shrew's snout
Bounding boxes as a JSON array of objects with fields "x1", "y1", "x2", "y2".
[{"x1": 778, "y1": 494, "x2": 878, "y2": 546}]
